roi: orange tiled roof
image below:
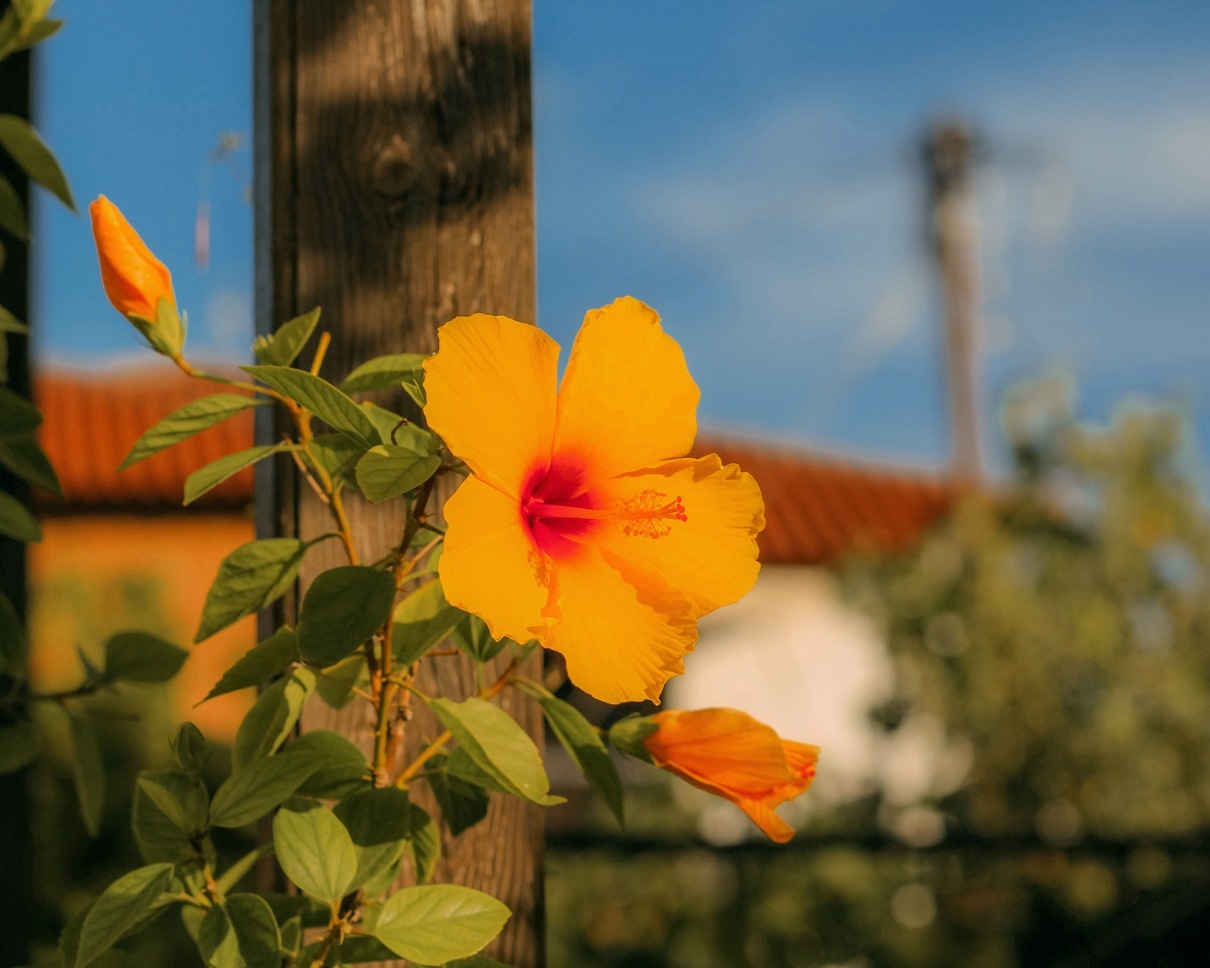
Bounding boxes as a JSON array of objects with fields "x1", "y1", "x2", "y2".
[
  {"x1": 30, "y1": 370, "x2": 953, "y2": 563},
  {"x1": 34, "y1": 368, "x2": 257, "y2": 509},
  {"x1": 693, "y1": 435, "x2": 954, "y2": 565}
]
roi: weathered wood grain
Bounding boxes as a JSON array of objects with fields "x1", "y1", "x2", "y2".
[{"x1": 255, "y1": 1, "x2": 543, "y2": 963}]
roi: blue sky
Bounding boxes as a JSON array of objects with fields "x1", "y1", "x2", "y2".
[{"x1": 32, "y1": 0, "x2": 1210, "y2": 473}]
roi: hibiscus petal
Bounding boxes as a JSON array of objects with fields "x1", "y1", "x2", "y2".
[
  {"x1": 542, "y1": 545, "x2": 697, "y2": 704},
  {"x1": 646, "y1": 708, "x2": 794, "y2": 793},
  {"x1": 735, "y1": 798, "x2": 797, "y2": 844},
  {"x1": 594, "y1": 455, "x2": 764, "y2": 617},
  {"x1": 438, "y1": 475, "x2": 551, "y2": 644},
  {"x1": 553, "y1": 297, "x2": 699, "y2": 484},
  {"x1": 424, "y1": 314, "x2": 559, "y2": 495}
]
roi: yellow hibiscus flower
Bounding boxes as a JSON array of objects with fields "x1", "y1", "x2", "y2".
[{"x1": 423, "y1": 297, "x2": 765, "y2": 704}]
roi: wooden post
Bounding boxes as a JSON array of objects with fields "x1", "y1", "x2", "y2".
[
  {"x1": 0, "y1": 45, "x2": 34, "y2": 968},
  {"x1": 924, "y1": 120, "x2": 983, "y2": 486},
  {"x1": 254, "y1": 2, "x2": 543, "y2": 964}
]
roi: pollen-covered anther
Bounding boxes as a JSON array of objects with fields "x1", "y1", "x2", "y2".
[{"x1": 620, "y1": 489, "x2": 688, "y2": 538}]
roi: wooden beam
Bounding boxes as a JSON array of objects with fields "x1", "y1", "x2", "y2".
[{"x1": 254, "y1": 2, "x2": 543, "y2": 964}]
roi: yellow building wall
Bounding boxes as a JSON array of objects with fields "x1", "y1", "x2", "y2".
[{"x1": 28, "y1": 513, "x2": 257, "y2": 744}]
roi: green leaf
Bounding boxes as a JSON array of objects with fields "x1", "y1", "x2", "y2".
[
  {"x1": 431, "y1": 697, "x2": 563, "y2": 806},
  {"x1": 0, "y1": 113, "x2": 74, "y2": 210},
  {"x1": 403, "y1": 799, "x2": 441, "y2": 885},
  {"x1": 0, "y1": 432, "x2": 60, "y2": 493},
  {"x1": 210, "y1": 752, "x2": 320, "y2": 828},
  {"x1": 392, "y1": 579, "x2": 464, "y2": 667},
  {"x1": 201, "y1": 626, "x2": 300, "y2": 701},
  {"x1": 196, "y1": 539, "x2": 317, "y2": 643},
  {"x1": 0, "y1": 720, "x2": 36, "y2": 773},
  {"x1": 242, "y1": 365, "x2": 378, "y2": 448},
  {"x1": 119, "y1": 393, "x2": 265, "y2": 470},
  {"x1": 306, "y1": 432, "x2": 366, "y2": 486},
  {"x1": 272, "y1": 799, "x2": 358, "y2": 903},
  {"x1": 0, "y1": 384, "x2": 41, "y2": 435},
  {"x1": 252, "y1": 307, "x2": 321, "y2": 367},
  {"x1": 75, "y1": 863, "x2": 174, "y2": 967},
  {"x1": 453, "y1": 613, "x2": 507, "y2": 664},
  {"x1": 171, "y1": 722, "x2": 208, "y2": 773},
  {"x1": 0, "y1": 172, "x2": 27, "y2": 239},
  {"x1": 131, "y1": 770, "x2": 209, "y2": 863},
  {"x1": 373, "y1": 885, "x2": 510, "y2": 965},
  {"x1": 517, "y1": 681, "x2": 623, "y2": 824},
  {"x1": 338, "y1": 353, "x2": 427, "y2": 394},
  {"x1": 331, "y1": 787, "x2": 414, "y2": 892},
  {"x1": 103, "y1": 630, "x2": 187, "y2": 683},
  {"x1": 360, "y1": 402, "x2": 436, "y2": 453},
  {"x1": 0, "y1": 589, "x2": 25, "y2": 679},
  {"x1": 231, "y1": 668, "x2": 316, "y2": 769},
  {"x1": 296, "y1": 565, "x2": 396, "y2": 667},
  {"x1": 184, "y1": 442, "x2": 288, "y2": 506},
  {"x1": 215, "y1": 843, "x2": 274, "y2": 895},
  {"x1": 428, "y1": 753, "x2": 490, "y2": 837},
  {"x1": 0, "y1": 488, "x2": 40, "y2": 541},
  {"x1": 314, "y1": 653, "x2": 367, "y2": 709},
  {"x1": 226, "y1": 894, "x2": 282, "y2": 968},
  {"x1": 69, "y1": 712, "x2": 105, "y2": 836},
  {"x1": 197, "y1": 904, "x2": 241, "y2": 968},
  {"x1": 292, "y1": 729, "x2": 369, "y2": 799},
  {"x1": 355, "y1": 446, "x2": 440, "y2": 503},
  {"x1": 401, "y1": 371, "x2": 427, "y2": 409},
  {"x1": 606, "y1": 714, "x2": 658, "y2": 761},
  {"x1": 135, "y1": 775, "x2": 193, "y2": 833}
]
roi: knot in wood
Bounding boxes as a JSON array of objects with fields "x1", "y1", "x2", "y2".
[{"x1": 372, "y1": 134, "x2": 418, "y2": 197}]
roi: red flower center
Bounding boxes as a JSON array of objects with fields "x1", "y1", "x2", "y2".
[{"x1": 520, "y1": 455, "x2": 600, "y2": 559}]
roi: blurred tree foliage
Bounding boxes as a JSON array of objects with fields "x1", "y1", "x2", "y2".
[
  {"x1": 547, "y1": 378, "x2": 1210, "y2": 967},
  {"x1": 849, "y1": 376, "x2": 1210, "y2": 844}
]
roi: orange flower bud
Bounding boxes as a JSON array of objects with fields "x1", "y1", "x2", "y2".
[
  {"x1": 89, "y1": 195, "x2": 175, "y2": 324},
  {"x1": 641, "y1": 708, "x2": 819, "y2": 843}
]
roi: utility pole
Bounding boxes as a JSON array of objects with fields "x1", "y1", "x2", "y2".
[
  {"x1": 255, "y1": 2, "x2": 543, "y2": 965},
  {"x1": 923, "y1": 119, "x2": 983, "y2": 485}
]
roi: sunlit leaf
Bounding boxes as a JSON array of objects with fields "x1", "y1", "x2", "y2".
[
  {"x1": 292, "y1": 729, "x2": 369, "y2": 799},
  {"x1": 393, "y1": 579, "x2": 465, "y2": 667},
  {"x1": 183, "y1": 442, "x2": 288, "y2": 506},
  {"x1": 355, "y1": 446, "x2": 440, "y2": 503},
  {"x1": 272, "y1": 799, "x2": 358, "y2": 903},
  {"x1": 373, "y1": 885, "x2": 510, "y2": 965},
  {"x1": 75, "y1": 863, "x2": 174, "y2": 967},
  {"x1": 516, "y1": 680, "x2": 623, "y2": 823},
  {"x1": 242, "y1": 365, "x2": 378, "y2": 448},
  {"x1": 231, "y1": 668, "x2": 315, "y2": 769},
  {"x1": 252, "y1": 307, "x2": 321, "y2": 367},
  {"x1": 210, "y1": 752, "x2": 320, "y2": 828},
  {"x1": 119, "y1": 393, "x2": 265, "y2": 469},
  {"x1": 296, "y1": 565, "x2": 395, "y2": 667},
  {"x1": 201, "y1": 626, "x2": 299, "y2": 701},
  {"x1": 196, "y1": 539, "x2": 318, "y2": 643},
  {"x1": 432, "y1": 697, "x2": 562, "y2": 806},
  {"x1": 338, "y1": 352, "x2": 426, "y2": 394},
  {"x1": 0, "y1": 113, "x2": 74, "y2": 209}
]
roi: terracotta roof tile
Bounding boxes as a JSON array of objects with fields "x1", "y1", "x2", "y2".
[
  {"x1": 694, "y1": 434, "x2": 954, "y2": 565},
  {"x1": 30, "y1": 371, "x2": 954, "y2": 563},
  {"x1": 33, "y1": 368, "x2": 257, "y2": 510}
]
